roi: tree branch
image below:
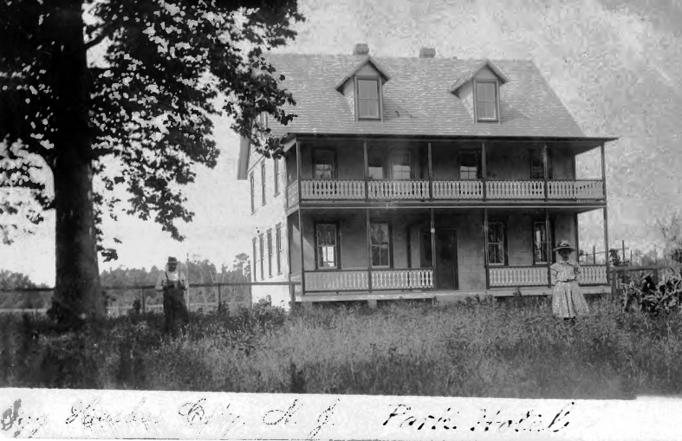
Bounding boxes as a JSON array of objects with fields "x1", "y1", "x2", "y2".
[{"x1": 84, "y1": 23, "x2": 117, "y2": 50}]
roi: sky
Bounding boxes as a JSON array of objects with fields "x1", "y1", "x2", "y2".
[{"x1": 2, "y1": 0, "x2": 681, "y2": 285}]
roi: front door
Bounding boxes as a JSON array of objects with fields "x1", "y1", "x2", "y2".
[{"x1": 435, "y1": 228, "x2": 458, "y2": 290}]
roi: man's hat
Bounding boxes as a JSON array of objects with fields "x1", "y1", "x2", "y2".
[
  {"x1": 167, "y1": 256, "x2": 178, "y2": 264},
  {"x1": 553, "y1": 240, "x2": 575, "y2": 252}
]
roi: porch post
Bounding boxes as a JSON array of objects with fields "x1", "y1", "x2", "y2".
[
  {"x1": 363, "y1": 140, "x2": 369, "y2": 201},
  {"x1": 574, "y1": 212, "x2": 580, "y2": 263},
  {"x1": 545, "y1": 208, "x2": 552, "y2": 287},
  {"x1": 296, "y1": 140, "x2": 303, "y2": 201},
  {"x1": 600, "y1": 142, "x2": 607, "y2": 200},
  {"x1": 430, "y1": 208, "x2": 436, "y2": 290},
  {"x1": 298, "y1": 209, "x2": 305, "y2": 297},
  {"x1": 543, "y1": 143, "x2": 549, "y2": 200},
  {"x1": 603, "y1": 206, "x2": 610, "y2": 287},
  {"x1": 296, "y1": 141, "x2": 305, "y2": 297},
  {"x1": 481, "y1": 141, "x2": 487, "y2": 201},
  {"x1": 427, "y1": 142, "x2": 433, "y2": 200},
  {"x1": 483, "y1": 208, "x2": 490, "y2": 289},
  {"x1": 366, "y1": 208, "x2": 372, "y2": 292}
]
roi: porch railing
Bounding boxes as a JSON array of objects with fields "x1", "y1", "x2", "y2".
[
  {"x1": 371, "y1": 269, "x2": 434, "y2": 289},
  {"x1": 486, "y1": 180, "x2": 545, "y2": 199},
  {"x1": 488, "y1": 266, "x2": 548, "y2": 287},
  {"x1": 578, "y1": 265, "x2": 608, "y2": 285},
  {"x1": 304, "y1": 270, "x2": 369, "y2": 291},
  {"x1": 303, "y1": 268, "x2": 433, "y2": 292},
  {"x1": 432, "y1": 180, "x2": 483, "y2": 199},
  {"x1": 547, "y1": 180, "x2": 604, "y2": 199},
  {"x1": 368, "y1": 180, "x2": 430, "y2": 199},
  {"x1": 488, "y1": 264, "x2": 609, "y2": 287},
  {"x1": 300, "y1": 179, "x2": 365, "y2": 200},
  {"x1": 287, "y1": 179, "x2": 605, "y2": 206}
]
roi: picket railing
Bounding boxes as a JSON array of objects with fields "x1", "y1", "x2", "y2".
[
  {"x1": 287, "y1": 179, "x2": 605, "y2": 204},
  {"x1": 304, "y1": 270, "x2": 369, "y2": 291},
  {"x1": 579, "y1": 265, "x2": 608, "y2": 285},
  {"x1": 300, "y1": 179, "x2": 365, "y2": 200},
  {"x1": 488, "y1": 266, "x2": 548, "y2": 287},
  {"x1": 432, "y1": 180, "x2": 483, "y2": 199},
  {"x1": 371, "y1": 269, "x2": 434, "y2": 290},
  {"x1": 368, "y1": 180, "x2": 430, "y2": 199},
  {"x1": 548, "y1": 180, "x2": 604, "y2": 199},
  {"x1": 486, "y1": 180, "x2": 545, "y2": 199}
]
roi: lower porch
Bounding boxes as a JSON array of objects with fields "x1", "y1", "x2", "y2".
[{"x1": 288, "y1": 207, "x2": 609, "y2": 301}]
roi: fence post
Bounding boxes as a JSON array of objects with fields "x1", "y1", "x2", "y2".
[{"x1": 141, "y1": 289, "x2": 146, "y2": 314}]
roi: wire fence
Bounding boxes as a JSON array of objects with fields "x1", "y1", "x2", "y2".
[{"x1": 0, "y1": 281, "x2": 297, "y2": 316}]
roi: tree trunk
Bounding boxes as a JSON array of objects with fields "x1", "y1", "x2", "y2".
[{"x1": 48, "y1": 0, "x2": 104, "y2": 327}]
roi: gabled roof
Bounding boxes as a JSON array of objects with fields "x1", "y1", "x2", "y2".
[
  {"x1": 449, "y1": 59, "x2": 510, "y2": 94},
  {"x1": 258, "y1": 53, "x2": 585, "y2": 140},
  {"x1": 334, "y1": 55, "x2": 391, "y2": 91}
]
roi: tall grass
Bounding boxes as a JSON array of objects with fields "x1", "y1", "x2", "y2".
[{"x1": 1, "y1": 297, "x2": 681, "y2": 398}]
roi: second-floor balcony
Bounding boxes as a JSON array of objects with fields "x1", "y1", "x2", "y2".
[{"x1": 287, "y1": 178, "x2": 604, "y2": 206}]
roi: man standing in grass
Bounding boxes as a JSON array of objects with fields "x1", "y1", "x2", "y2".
[{"x1": 155, "y1": 256, "x2": 189, "y2": 336}]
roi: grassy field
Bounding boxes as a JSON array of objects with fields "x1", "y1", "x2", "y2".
[{"x1": 1, "y1": 296, "x2": 681, "y2": 398}]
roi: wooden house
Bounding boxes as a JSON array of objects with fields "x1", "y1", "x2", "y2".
[{"x1": 237, "y1": 44, "x2": 615, "y2": 308}]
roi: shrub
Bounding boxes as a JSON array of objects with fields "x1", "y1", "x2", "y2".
[{"x1": 623, "y1": 272, "x2": 682, "y2": 315}]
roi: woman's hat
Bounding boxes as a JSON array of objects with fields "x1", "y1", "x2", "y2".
[
  {"x1": 553, "y1": 240, "x2": 575, "y2": 252},
  {"x1": 167, "y1": 256, "x2": 178, "y2": 264}
]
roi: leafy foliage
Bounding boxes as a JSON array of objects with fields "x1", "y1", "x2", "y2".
[
  {"x1": 0, "y1": 0, "x2": 302, "y2": 255},
  {"x1": 622, "y1": 271, "x2": 682, "y2": 316}
]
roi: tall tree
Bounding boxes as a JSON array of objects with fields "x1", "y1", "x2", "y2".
[{"x1": 0, "y1": 0, "x2": 302, "y2": 327}]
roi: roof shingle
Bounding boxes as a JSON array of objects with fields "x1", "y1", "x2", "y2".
[{"x1": 264, "y1": 53, "x2": 585, "y2": 138}]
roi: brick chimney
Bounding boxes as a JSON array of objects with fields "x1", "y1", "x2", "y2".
[
  {"x1": 419, "y1": 47, "x2": 436, "y2": 58},
  {"x1": 353, "y1": 43, "x2": 370, "y2": 55}
]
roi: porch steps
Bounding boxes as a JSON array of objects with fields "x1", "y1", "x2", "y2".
[{"x1": 295, "y1": 285, "x2": 611, "y2": 303}]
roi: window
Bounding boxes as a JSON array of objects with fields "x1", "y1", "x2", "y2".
[
  {"x1": 266, "y1": 229, "x2": 273, "y2": 278},
  {"x1": 313, "y1": 149, "x2": 336, "y2": 179},
  {"x1": 260, "y1": 162, "x2": 266, "y2": 205},
  {"x1": 252, "y1": 237, "x2": 257, "y2": 281},
  {"x1": 275, "y1": 223, "x2": 282, "y2": 275},
  {"x1": 487, "y1": 221, "x2": 506, "y2": 265},
  {"x1": 256, "y1": 112, "x2": 269, "y2": 129},
  {"x1": 532, "y1": 221, "x2": 552, "y2": 264},
  {"x1": 273, "y1": 159, "x2": 280, "y2": 196},
  {"x1": 530, "y1": 148, "x2": 553, "y2": 179},
  {"x1": 258, "y1": 233, "x2": 264, "y2": 280},
  {"x1": 370, "y1": 222, "x2": 391, "y2": 267},
  {"x1": 357, "y1": 78, "x2": 380, "y2": 119},
  {"x1": 390, "y1": 151, "x2": 412, "y2": 180},
  {"x1": 249, "y1": 172, "x2": 255, "y2": 213},
  {"x1": 367, "y1": 152, "x2": 384, "y2": 180},
  {"x1": 459, "y1": 151, "x2": 481, "y2": 180},
  {"x1": 315, "y1": 223, "x2": 338, "y2": 269},
  {"x1": 475, "y1": 80, "x2": 498, "y2": 121}
]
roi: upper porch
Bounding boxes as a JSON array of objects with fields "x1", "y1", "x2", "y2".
[{"x1": 284, "y1": 136, "x2": 608, "y2": 210}]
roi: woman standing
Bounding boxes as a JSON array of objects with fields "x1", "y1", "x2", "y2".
[{"x1": 550, "y1": 241, "x2": 589, "y2": 321}]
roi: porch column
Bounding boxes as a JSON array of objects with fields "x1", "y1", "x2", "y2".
[
  {"x1": 363, "y1": 140, "x2": 369, "y2": 201},
  {"x1": 600, "y1": 142, "x2": 607, "y2": 200},
  {"x1": 296, "y1": 140, "x2": 302, "y2": 202},
  {"x1": 574, "y1": 213, "x2": 580, "y2": 263},
  {"x1": 298, "y1": 209, "x2": 305, "y2": 297},
  {"x1": 481, "y1": 141, "x2": 487, "y2": 200},
  {"x1": 543, "y1": 143, "x2": 549, "y2": 200},
  {"x1": 483, "y1": 208, "x2": 490, "y2": 289},
  {"x1": 603, "y1": 206, "x2": 610, "y2": 287},
  {"x1": 430, "y1": 208, "x2": 436, "y2": 289},
  {"x1": 366, "y1": 208, "x2": 372, "y2": 292},
  {"x1": 545, "y1": 208, "x2": 552, "y2": 287},
  {"x1": 296, "y1": 141, "x2": 305, "y2": 297},
  {"x1": 427, "y1": 142, "x2": 433, "y2": 200}
]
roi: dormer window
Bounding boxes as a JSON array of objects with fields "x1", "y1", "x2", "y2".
[
  {"x1": 356, "y1": 77, "x2": 381, "y2": 119},
  {"x1": 474, "y1": 80, "x2": 499, "y2": 122}
]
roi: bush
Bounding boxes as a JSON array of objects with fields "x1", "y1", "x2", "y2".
[{"x1": 623, "y1": 272, "x2": 682, "y2": 315}]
